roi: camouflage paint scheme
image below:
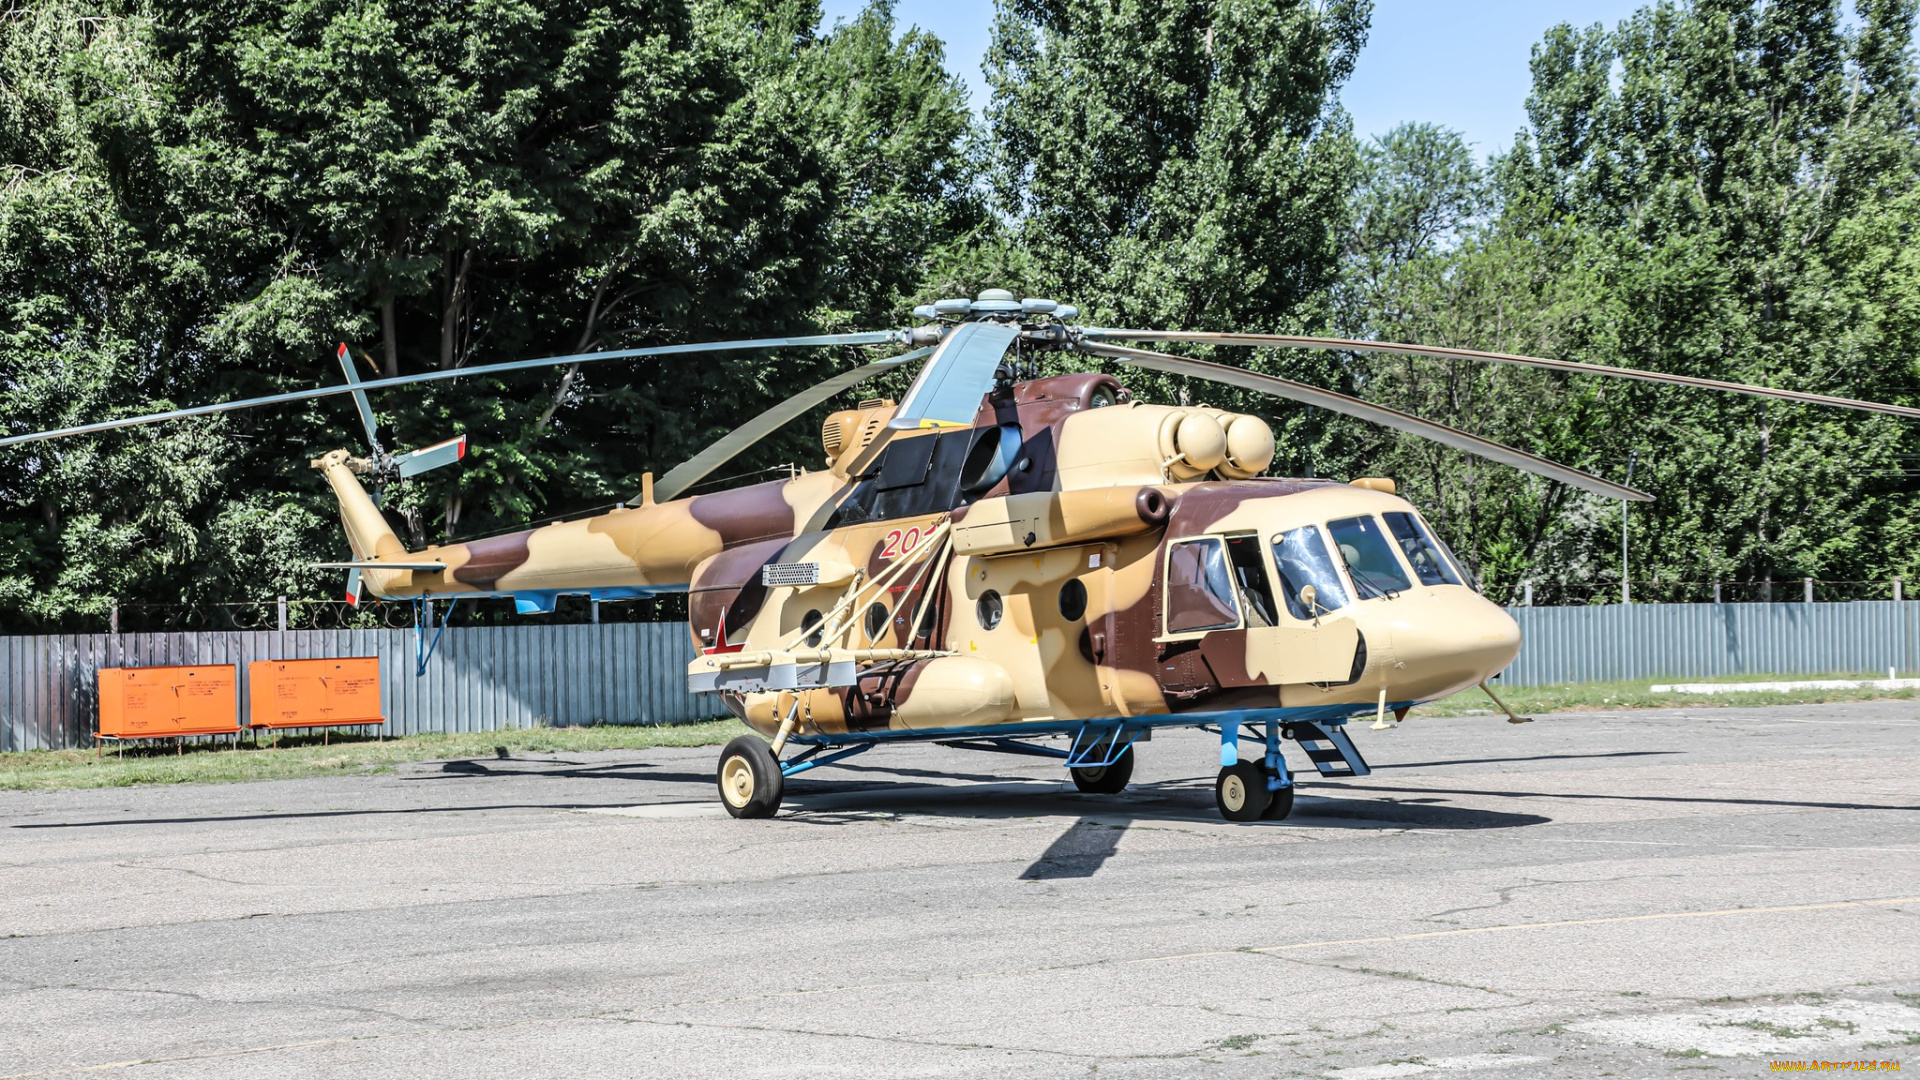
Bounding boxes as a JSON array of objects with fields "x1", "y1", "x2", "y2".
[{"x1": 313, "y1": 370, "x2": 1521, "y2": 743}]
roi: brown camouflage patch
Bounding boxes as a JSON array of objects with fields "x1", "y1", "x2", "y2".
[{"x1": 450, "y1": 531, "x2": 534, "y2": 591}]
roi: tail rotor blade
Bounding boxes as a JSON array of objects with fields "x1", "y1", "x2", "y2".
[
  {"x1": 395, "y1": 434, "x2": 468, "y2": 479},
  {"x1": 1079, "y1": 341, "x2": 1652, "y2": 502},
  {"x1": 650, "y1": 347, "x2": 930, "y2": 503},
  {"x1": 344, "y1": 567, "x2": 363, "y2": 607},
  {"x1": 335, "y1": 343, "x2": 383, "y2": 451}
]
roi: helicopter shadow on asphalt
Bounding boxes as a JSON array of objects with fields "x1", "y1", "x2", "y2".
[
  {"x1": 406, "y1": 752, "x2": 1556, "y2": 881},
  {"x1": 759, "y1": 772, "x2": 1555, "y2": 881},
  {"x1": 1010, "y1": 785, "x2": 1556, "y2": 881}
]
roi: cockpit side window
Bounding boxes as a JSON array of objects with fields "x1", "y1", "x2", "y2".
[
  {"x1": 1164, "y1": 537, "x2": 1241, "y2": 634},
  {"x1": 1271, "y1": 525, "x2": 1350, "y2": 619},
  {"x1": 1224, "y1": 535, "x2": 1278, "y2": 628},
  {"x1": 1424, "y1": 516, "x2": 1481, "y2": 591},
  {"x1": 1383, "y1": 511, "x2": 1463, "y2": 587},
  {"x1": 1327, "y1": 515, "x2": 1413, "y2": 598}
]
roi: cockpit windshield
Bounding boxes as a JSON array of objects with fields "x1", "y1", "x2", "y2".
[
  {"x1": 1271, "y1": 525, "x2": 1350, "y2": 619},
  {"x1": 1383, "y1": 511, "x2": 1464, "y2": 587},
  {"x1": 1327, "y1": 515, "x2": 1413, "y2": 598}
]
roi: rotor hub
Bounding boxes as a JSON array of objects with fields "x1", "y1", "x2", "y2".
[{"x1": 912, "y1": 289, "x2": 1078, "y2": 325}]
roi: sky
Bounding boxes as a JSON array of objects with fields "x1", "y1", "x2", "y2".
[{"x1": 815, "y1": 0, "x2": 1647, "y2": 158}]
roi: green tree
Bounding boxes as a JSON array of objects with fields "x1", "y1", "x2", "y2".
[
  {"x1": 1497, "y1": 0, "x2": 1920, "y2": 599},
  {"x1": 1345, "y1": 1, "x2": 1920, "y2": 602},
  {"x1": 985, "y1": 0, "x2": 1367, "y2": 328},
  {"x1": 0, "y1": 0, "x2": 980, "y2": 628},
  {"x1": 1334, "y1": 123, "x2": 1615, "y2": 600},
  {"x1": 981, "y1": 0, "x2": 1372, "y2": 473}
]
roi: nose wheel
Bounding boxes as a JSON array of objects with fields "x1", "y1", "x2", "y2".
[
  {"x1": 1215, "y1": 762, "x2": 1295, "y2": 821},
  {"x1": 1215, "y1": 761, "x2": 1268, "y2": 821},
  {"x1": 1215, "y1": 720, "x2": 1296, "y2": 822}
]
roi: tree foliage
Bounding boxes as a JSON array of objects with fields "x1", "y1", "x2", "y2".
[
  {"x1": 1340, "y1": 0, "x2": 1920, "y2": 602},
  {"x1": 0, "y1": 0, "x2": 977, "y2": 626},
  {"x1": 2, "y1": 0, "x2": 1916, "y2": 628}
]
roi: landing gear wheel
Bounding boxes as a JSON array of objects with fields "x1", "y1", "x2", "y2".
[
  {"x1": 1260, "y1": 781, "x2": 1295, "y2": 820},
  {"x1": 1215, "y1": 761, "x2": 1270, "y2": 822},
  {"x1": 717, "y1": 736, "x2": 784, "y2": 819},
  {"x1": 1071, "y1": 746, "x2": 1135, "y2": 794}
]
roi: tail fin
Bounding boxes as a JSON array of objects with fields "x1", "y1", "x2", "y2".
[{"x1": 312, "y1": 449, "x2": 405, "y2": 562}]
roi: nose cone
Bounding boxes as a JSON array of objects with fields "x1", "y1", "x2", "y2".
[{"x1": 1379, "y1": 590, "x2": 1522, "y2": 702}]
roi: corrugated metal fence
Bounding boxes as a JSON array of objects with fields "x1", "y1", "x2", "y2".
[
  {"x1": 1, "y1": 623, "x2": 724, "y2": 753},
  {"x1": 5, "y1": 602, "x2": 1917, "y2": 751},
  {"x1": 1503, "y1": 600, "x2": 1920, "y2": 686}
]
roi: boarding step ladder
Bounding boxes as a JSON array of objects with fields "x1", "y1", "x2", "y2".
[{"x1": 1291, "y1": 722, "x2": 1371, "y2": 777}]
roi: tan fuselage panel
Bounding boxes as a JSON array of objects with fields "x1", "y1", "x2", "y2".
[
  {"x1": 1053, "y1": 403, "x2": 1275, "y2": 490},
  {"x1": 950, "y1": 487, "x2": 1168, "y2": 556}
]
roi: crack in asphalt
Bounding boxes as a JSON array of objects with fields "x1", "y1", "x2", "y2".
[
  {"x1": 1258, "y1": 952, "x2": 1528, "y2": 1002},
  {"x1": 14, "y1": 980, "x2": 454, "y2": 1030},
  {"x1": 597, "y1": 1013, "x2": 1227, "y2": 1063},
  {"x1": 1420, "y1": 878, "x2": 1570, "y2": 922}
]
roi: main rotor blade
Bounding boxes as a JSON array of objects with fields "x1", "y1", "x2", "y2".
[
  {"x1": 1078, "y1": 341, "x2": 1652, "y2": 502},
  {"x1": 0, "y1": 330, "x2": 906, "y2": 449},
  {"x1": 838, "y1": 321, "x2": 1022, "y2": 479},
  {"x1": 1078, "y1": 329, "x2": 1920, "y2": 420},
  {"x1": 650, "y1": 347, "x2": 931, "y2": 503},
  {"x1": 891, "y1": 322, "x2": 1019, "y2": 428}
]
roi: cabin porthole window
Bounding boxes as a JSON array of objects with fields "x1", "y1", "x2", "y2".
[
  {"x1": 864, "y1": 603, "x2": 890, "y2": 640},
  {"x1": 801, "y1": 609, "x2": 823, "y2": 647},
  {"x1": 976, "y1": 590, "x2": 1003, "y2": 631},
  {"x1": 1058, "y1": 579, "x2": 1088, "y2": 621}
]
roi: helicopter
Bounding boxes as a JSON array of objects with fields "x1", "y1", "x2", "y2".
[{"x1": 6, "y1": 289, "x2": 1916, "y2": 820}]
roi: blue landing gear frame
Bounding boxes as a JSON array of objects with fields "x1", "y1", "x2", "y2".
[
  {"x1": 1254, "y1": 718, "x2": 1292, "y2": 796},
  {"x1": 411, "y1": 597, "x2": 458, "y2": 676},
  {"x1": 935, "y1": 721, "x2": 1142, "y2": 773},
  {"x1": 779, "y1": 741, "x2": 874, "y2": 779},
  {"x1": 746, "y1": 706, "x2": 1380, "y2": 817}
]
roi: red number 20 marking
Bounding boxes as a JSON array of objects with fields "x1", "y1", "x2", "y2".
[{"x1": 879, "y1": 527, "x2": 922, "y2": 559}]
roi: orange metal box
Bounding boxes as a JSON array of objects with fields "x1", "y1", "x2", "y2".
[
  {"x1": 247, "y1": 658, "x2": 386, "y2": 729},
  {"x1": 97, "y1": 666, "x2": 240, "y2": 738}
]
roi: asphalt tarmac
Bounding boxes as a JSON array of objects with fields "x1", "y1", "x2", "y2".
[{"x1": 3, "y1": 701, "x2": 1917, "y2": 1079}]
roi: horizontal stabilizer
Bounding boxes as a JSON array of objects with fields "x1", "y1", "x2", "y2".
[{"x1": 395, "y1": 434, "x2": 468, "y2": 478}]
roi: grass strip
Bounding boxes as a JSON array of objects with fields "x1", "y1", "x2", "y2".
[{"x1": 1415, "y1": 672, "x2": 1920, "y2": 718}]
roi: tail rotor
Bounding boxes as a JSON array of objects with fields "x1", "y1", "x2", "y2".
[{"x1": 332, "y1": 344, "x2": 468, "y2": 605}]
